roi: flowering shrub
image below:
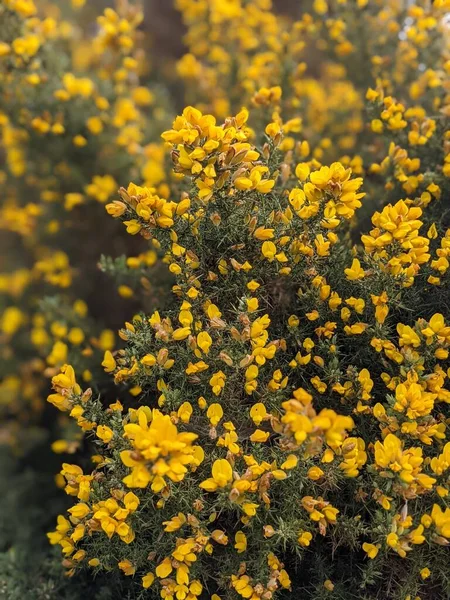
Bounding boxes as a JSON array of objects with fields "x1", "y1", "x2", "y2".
[{"x1": 1, "y1": 0, "x2": 450, "y2": 599}]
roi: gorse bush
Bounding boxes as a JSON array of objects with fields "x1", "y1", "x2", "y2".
[
  {"x1": 1, "y1": 0, "x2": 450, "y2": 600},
  {"x1": 47, "y1": 113, "x2": 450, "y2": 599}
]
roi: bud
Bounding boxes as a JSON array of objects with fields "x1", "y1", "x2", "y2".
[
  {"x1": 187, "y1": 514, "x2": 199, "y2": 528},
  {"x1": 229, "y1": 487, "x2": 240, "y2": 502},
  {"x1": 263, "y1": 525, "x2": 276, "y2": 538},
  {"x1": 118, "y1": 186, "x2": 130, "y2": 202},
  {"x1": 247, "y1": 215, "x2": 258, "y2": 233},
  {"x1": 433, "y1": 535, "x2": 450, "y2": 546},
  {"x1": 111, "y1": 488, "x2": 125, "y2": 500},
  {"x1": 219, "y1": 351, "x2": 233, "y2": 366},
  {"x1": 157, "y1": 348, "x2": 169, "y2": 365},
  {"x1": 210, "y1": 212, "x2": 221, "y2": 226},
  {"x1": 81, "y1": 388, "x2": 92, "y2": 402},
  {"x1": 239, "y1": 355, "x2": 254, "y2": 370},
  {"x1": 192, "y1": 499, "x2": 204, "y2": 511},
  {"x1": 62, "y1": 559, "x2": 74, "y2": 568}
]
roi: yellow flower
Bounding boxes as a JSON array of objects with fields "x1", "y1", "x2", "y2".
[
  {"x1": 155, "y1": 557, "x2": 173, "y2": 578},
  {"x1": 241, "y1": 502, "x2": 259, "y2": 516},
  {"x1": 177, "y1": 402, "x2": 193, "y2": 423},
  {"x1": 295, "y1": 163, "x2": 310, "y2": 181},
  {"x1": 209, "y1": 371, "x2": 226, "y2": 395},
  {"x1": 1, "y1": 307, "x2": 24, "y2": 336},
  {"x1": 246, "y1": 297, "x2": 259, "y2": 312},
  {"x1": 197, "y1": 331, "x2": 212, "y2": 353},
  {"x1": 12, "y1": 34, "x2": 40, "y2": 58},
  {"x1": 123, "y1": 492, "x2": 139, "y2": 512},
  {"x1": 298, "y1": 531, "x2": 313, "y2": 547},
  {"x1": 397, "y1": 324, "x2": 421, "y2": 348},
  {"x1": 207, "y1": 403, "x2": 223, "y2": 426},
  {"x1": 362, "y1": 542, "x2": 379, "y2": 559},
  {"x1": 101, "y1": 350, "x2": 116, "y2": 373},
  {"x1": 234, "y1": 531, "x2": 247, "y2": 553},
  {"x1": 96, "y1": 425, "x2": 113, "y2": 443},
  {"x1": 172, "y1": 326, "x2": 191, "y2": 340},
  {"x1": 120, "y1": 409, "x2": 200, "y2": 490},
  {"x1": 0, "y1": 42, "x2": 11, "y2": 57},
  {"x1": 307, "y1": 466, "x2": 324, "y2": 481},
  {"x1": 68, "y1": 503, "x2": 90, "y2": 520},
  {"x1": 344, "y1": 323, "x2": 368, "y2": 335},
  {"x1": 281, "y1": 454, "x2": 298, "y2": 470},
  {"x1": 386, "y1": 532, "x2": 399, "y2": 548},
  {"x1": 249, "y1": 402, "x2": 267, "y2": 426},
  {"x1": 141, "y1": 354, "x2": 156, "y2": 367},
  {"x1": 344, "y1": 258, "x2": 365, "y2": 280},
  {"x1": 250, "y1": 429, "x2": 270, "y2": 443},
  {"x1": 142, "y1": 572, "x2": 155, "y2": 588},
  {"x1": 118, "y1": 559, "x2": 135, "y2": 576},
  {"x1": 422, "y1": 313, "x2": 450, "y2": 340},
  {"x1": 88, "y1": 558, "x2": 100, "y2": 567},
  {"x1": 261, "y1": 241, "x2": 277, "y2": 261},
  {"x1": 254, "y1": 227, "x2": 274, "y2": 240},
  {"x1": 199, "y1": 459, "x2": 233, "y2": 491},
  {"x1": 431, "y1": 504, "x2": 450, "y2": 538},
  {"x1": 163, "y1": 513, "x2": 186, "y2": 532},
  {"x1": 314, "y1": 235, "x2": 330, "y2": 257}
]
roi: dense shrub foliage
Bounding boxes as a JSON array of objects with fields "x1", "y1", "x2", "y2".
[{"x1": 1, "y1": 1, "x2": 449, "y2": 599}]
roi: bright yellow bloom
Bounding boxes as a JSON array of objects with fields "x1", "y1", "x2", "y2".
[{"x1": 199, "y1": 459, "x2": 233, "y2": 492}]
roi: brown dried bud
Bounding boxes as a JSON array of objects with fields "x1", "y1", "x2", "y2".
[
  {"x1": 210, "y1": 317, "x2": 226, "y2": 329},
  {"x1": 230, "y1": 326, "x2": 242, "y2": 341},
  {"x1": 239, "y1": 354, "x2": 254, "y2": 368},
  {"x1": 187, "y1": 514, "x2": 200, "y2": 528},
  {"x1": 118, "y1": 186, "x2": 131, "y2": 202},
  {"x1": 247, "y1": 215, "x2": 258, "y2": 233},
  {"x1": 81, "y1": 388, "x2": 92, "y2": 403},
  {"x1": 193, "y1": 499, "x2": 204, "y2": 511},
  {"x1": 157, "y1": 347, "x2": 169, "y2": 365},
  {"x1": 433, "y1": 535, "x2": 450, "y2": 546},
  {"x1": 229, "y1": 487, "x2": 241, "y2": 502},
  {"x1": 216, "y1": 171, "x2": 230, "y2": 188},
  {"x1": 230, "y1": 148, "x2": 249, "y2": 165},
  {"x1": 62, "y1": 559, "x2": 74, "y2": 568},
  {"x1": 230, "y1": 258, "x2": 242, "y2": 271},
  {"x1": 263, "y1": 525, "x2": 276, "y2": 538},
  {"x1": 219, "y1": 351, "x2": 233, "y2": 366},
  {"x1": 86, "y1": 519, "x2": 101, "y2": 531},
  {"x1": 110, "y1": 488, "x2": 125, "y2": 500},
  {"x1": 210, "y1": 212, "x2": 221, "y2": 226}
]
